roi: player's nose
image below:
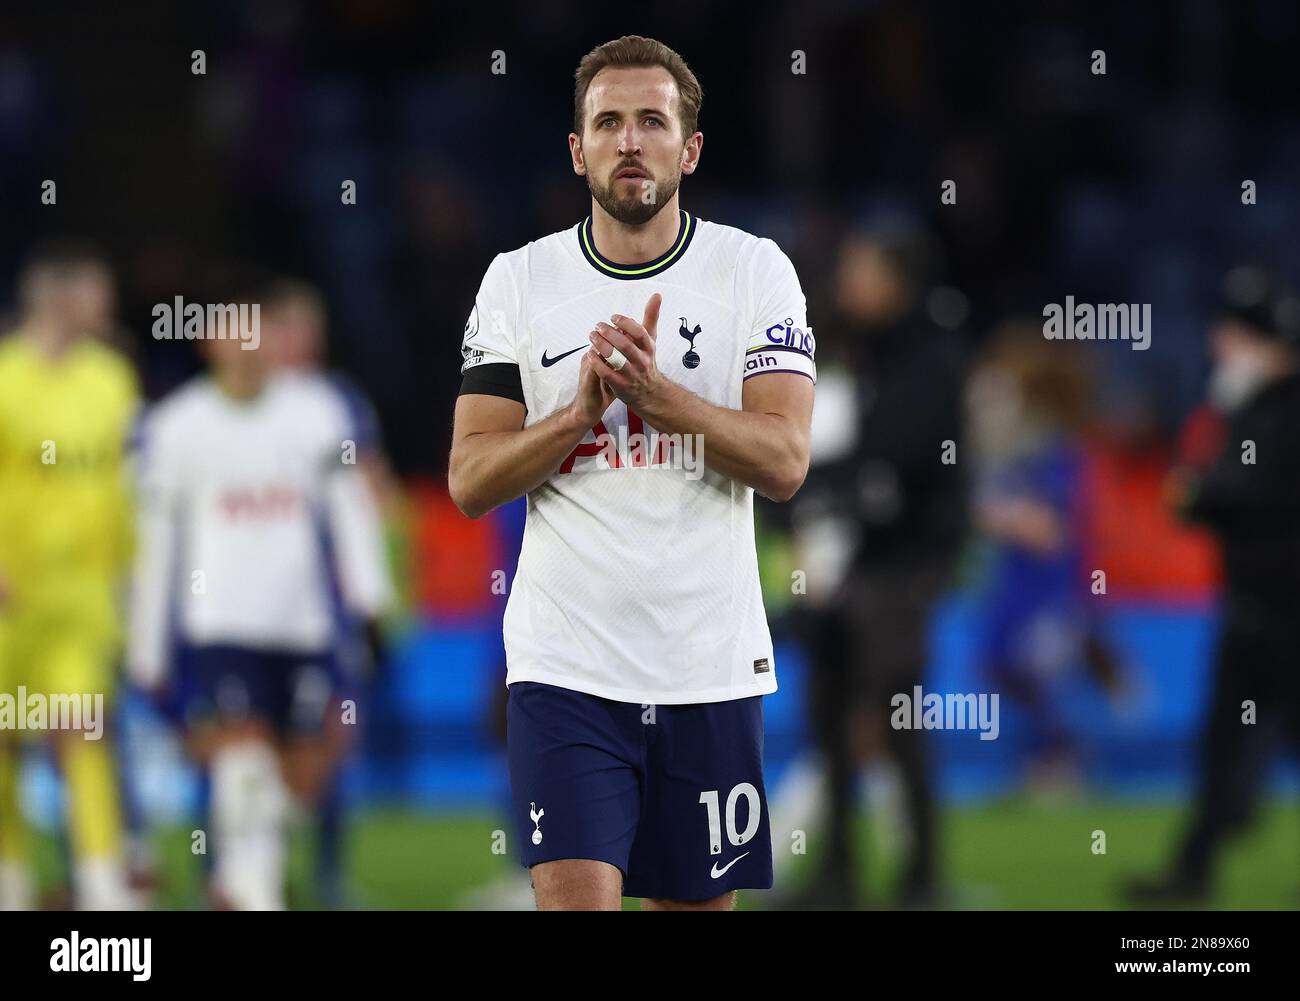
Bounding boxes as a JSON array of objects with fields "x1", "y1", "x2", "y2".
[{"x1": 617, "y1": 126, "x2": 642, "y2": 156}]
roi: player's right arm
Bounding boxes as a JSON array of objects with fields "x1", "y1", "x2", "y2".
[
  {"x1": 126, "y1": 402, "x2": 183, "y2": 692},
  {"x1": 448, "y1": 253, "x2": 614, "y2": 519},
  {"x1": 450, "y1": 351, "x2": 611, "y2": 519}
]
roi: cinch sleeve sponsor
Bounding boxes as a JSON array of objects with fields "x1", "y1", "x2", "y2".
[{"x1": 743, "y1": 239, "x2": 816, "y2": 384}]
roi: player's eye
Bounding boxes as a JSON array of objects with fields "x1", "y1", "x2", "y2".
[
  {"x1": 599, "y1": 117, "x2": 617, "y2": 127},
  {"x1": 644, "y1": 117, "x2": 662, "y2": 127}
]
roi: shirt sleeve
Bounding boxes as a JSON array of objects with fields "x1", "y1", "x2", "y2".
[
  {"x1": 126, "y1": 405, "x2": 182, "y2": 689},
  {"x1": 109, "y1": 362, "x2": 143, "y2": 578},
  {"x1": 743, "y1": 239, "x2": 816, "y2": 384},
  {"x1": 459, "y1": 254, "x2": 521, "y2": 397},
  {"x1": 0, "y1": 383, "x2": 17, "y2": 583},
  {"x1": 323, "y1": 389, "x2": 393, "y2": 620},
  {"x1": 326, "y1": 465, "x2": 393, "y2": 620}
]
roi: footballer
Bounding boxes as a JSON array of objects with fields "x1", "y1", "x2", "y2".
[
  {"x1": 127, "y1": 301, "x2": 391, "y2": 910},
  {"x1": 448, "y1": 35, "x2": 815, "y2": 911},
  {"x1": 0, "y1": 240, "x2": 140, "y2": 911}
]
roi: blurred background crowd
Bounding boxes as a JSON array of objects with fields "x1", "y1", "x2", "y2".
[{"x1": 0, "y1": 0, "x2": 1296, "y2": 909}]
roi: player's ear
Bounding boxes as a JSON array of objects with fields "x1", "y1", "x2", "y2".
[
  {"x1": 569, "y1": 133, "x2": 586, "y2": 176},
  {"x1": 680, "y1": 131, "x2": 702, "y2": 175}
]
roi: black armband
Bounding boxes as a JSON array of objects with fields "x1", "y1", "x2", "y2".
[{"x1": 459, "y1": 362, "x2": 524, "y2": 404}]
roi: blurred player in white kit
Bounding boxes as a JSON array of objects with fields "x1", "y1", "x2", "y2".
[
  {"x1": 258, "y1": 278, "x2": 395, "y2": 907},
  {"x1": 127, "y1": 296, "x2": 391, "y2": 909}
]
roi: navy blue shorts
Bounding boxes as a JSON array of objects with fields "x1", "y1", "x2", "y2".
[
  {"x1": 506, "y1": 681, "x2": 773, "y2": 902},
  {"x1": 176, "y1": 644, "x2": 343, "y2": 736}
]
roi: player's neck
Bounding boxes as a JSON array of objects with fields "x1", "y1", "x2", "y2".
[
  {"x1": 588, "y1": 197, "x2": 683, "y2": 265},
  {"x1": 212, "y1": 370, "x2": 267, "y2": 402},
  {"x1": 22, "y1": 319, "x2": 81, "y2": 361}
]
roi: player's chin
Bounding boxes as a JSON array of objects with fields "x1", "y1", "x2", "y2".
[{"x1": 612, "y1": 202, "x2": 661, "y2": 226}]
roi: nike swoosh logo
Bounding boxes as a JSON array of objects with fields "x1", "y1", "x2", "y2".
[
  {"x1": 710, "y1": 852, "x2": 750, "y2": 879},
  {"x1": 540, "y1": 345, "x2": 586, "y2": 367}
]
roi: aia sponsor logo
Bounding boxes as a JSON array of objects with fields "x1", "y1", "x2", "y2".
[{"x1": 218, "y1": 484, "x2": 306, "y2": 520}]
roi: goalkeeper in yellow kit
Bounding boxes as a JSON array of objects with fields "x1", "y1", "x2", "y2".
[{"x1": 0, "y1": 239, "x2": 140, "y2": 909}]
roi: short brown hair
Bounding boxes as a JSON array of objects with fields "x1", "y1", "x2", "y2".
[
  {"x1": 260, "y1": 277, "x2": 325, "y2": 317},
  {"x1": 573, "y1": 35, "x2": 703, "y2": 140},
  {"x1": 18, "y1": 236, "x2": 112, "y2": 310}
]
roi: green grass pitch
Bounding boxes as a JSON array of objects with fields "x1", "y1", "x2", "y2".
[{"x1": 35, "y1": 796, "x2": 1291, "y2": 910}]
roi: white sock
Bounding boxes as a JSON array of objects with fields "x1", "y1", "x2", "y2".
[
  {"x1": 76, "y1": 857, "x2": 140, "y2": 911},
  {"x1": 0, "y1": 860, "x2": 36, "y2": 911},
  {"x1": 211, "y1": 741, "x2": 289, "y2": 911}
]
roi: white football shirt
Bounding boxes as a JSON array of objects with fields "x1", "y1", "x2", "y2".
[
  {"x1": 460, "y1": 210, "x2": 815, "y2": 704},
  {"x1": 127, "y1": 373, "x2": 392, "y2": 686}
]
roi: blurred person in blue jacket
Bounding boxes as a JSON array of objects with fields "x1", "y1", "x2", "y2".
[{"x1": 965, "y1": 325, "x2": 1124, "y2": 786}]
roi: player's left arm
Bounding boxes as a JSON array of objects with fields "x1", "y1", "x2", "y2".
[
  {"x1": 588, "y1": 240, "x2": 815, "y2": 501},
  {"x1": 0, "y1": 400, "x2": 14, "y2": 608},
  {"x1": 111, "y1": 365, "x2": 144, "y2": 579},
  {"x1": 588, "y1": 292, "x2": 813, "y2": 502},
  {"x1": 637, "y1": 366, "x2": 811, "y2": 501},
  {"x1": 323, "y1": 395, "x2": 394, "y2": 620}
]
